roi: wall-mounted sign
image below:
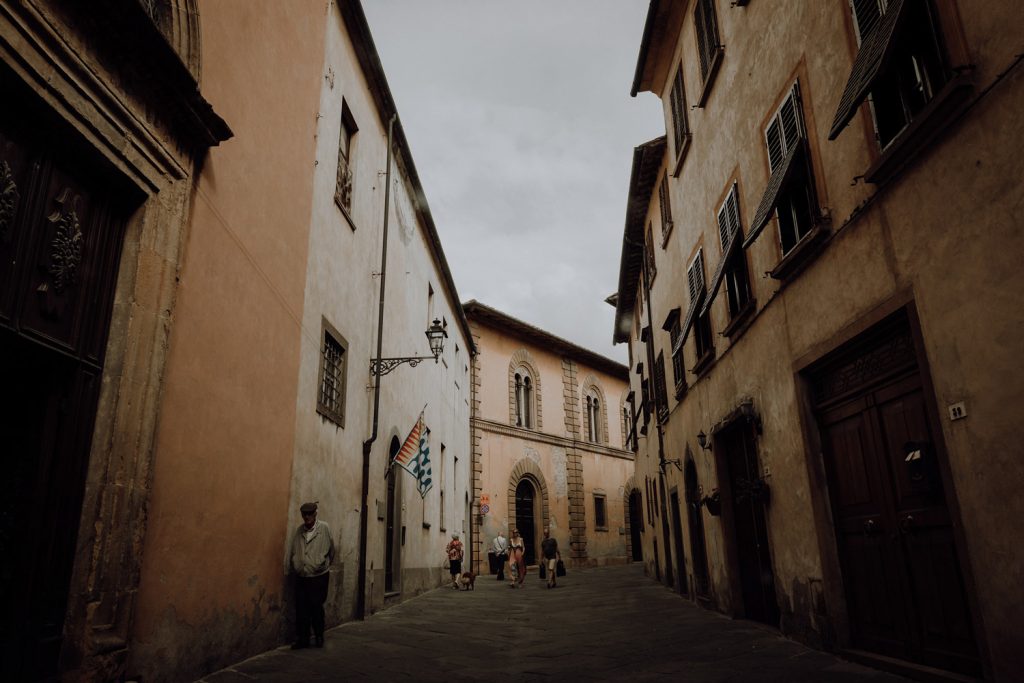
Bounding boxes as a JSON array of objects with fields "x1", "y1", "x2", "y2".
[
  {"x1": 481, "y1": 504, "x2": 490, "y2": 515},
  {"x1": 480, "y1": 494, "x2": 490, "y2": 506}
]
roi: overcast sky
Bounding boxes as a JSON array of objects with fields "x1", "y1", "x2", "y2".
[{"x1": 362, "y1": 1, "x2": 664, "y2": 363}]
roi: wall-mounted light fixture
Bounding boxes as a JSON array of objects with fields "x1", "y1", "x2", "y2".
[
  {"x1": 369, "y1": 318, "x2": 448, "y2": 377},
  {"x1": 697, "y1": 430, "x2": 713, "y2": 452},
  {"x1": 659, "y1": 457, "x2": 683, "y2": 474}
]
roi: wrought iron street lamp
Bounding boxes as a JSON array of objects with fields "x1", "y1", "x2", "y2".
[{"x1": 369, "y1": 318, "x2": 447, "y2": 377}]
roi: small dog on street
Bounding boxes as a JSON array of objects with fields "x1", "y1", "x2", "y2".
[{"x1": 457, "y1": 571, "x2": 476, "y2": 590}]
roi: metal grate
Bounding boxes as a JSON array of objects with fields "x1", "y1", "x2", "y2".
[{"x1": 319, "y1": 332, "x2": 345, "y2": 420}]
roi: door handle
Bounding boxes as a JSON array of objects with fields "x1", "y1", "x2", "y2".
[
  {"x1": 898, "y1": 514, "x2": 915, "y2": 534},
  {"x1": 862, "y1": 519, "x2": 878, "y2": 536}
]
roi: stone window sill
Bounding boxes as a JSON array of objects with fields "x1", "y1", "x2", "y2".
[{"x1": 770, "y1": 224, "x2": 828, "y2": 281}]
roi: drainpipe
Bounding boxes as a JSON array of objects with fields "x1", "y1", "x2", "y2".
[{"x1": 358, "y1": 113, "x2": 396, "y2": 620}]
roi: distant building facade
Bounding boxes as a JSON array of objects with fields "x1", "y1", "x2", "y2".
[
  {"x1": 616, "y1": 1, "x2": 1023, "y2": 681},
  {"x1": 465, "y1": 302, "x2": 635, "y2": 573},
  {"x1": 0, "y1": 1, "x2": 472, "y2": 681}
]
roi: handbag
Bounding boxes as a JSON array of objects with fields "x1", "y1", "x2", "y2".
[
  {"x1": 539, "y1": 562, "x2": 547, "y2": 579},
  {"x1": 556, "y1": 560, "x2": 566, "y2": 577}
]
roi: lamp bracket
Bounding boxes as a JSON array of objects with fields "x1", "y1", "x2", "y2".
[{"x1": 369, "y1": 355, "x2": 436, "y2": 377}]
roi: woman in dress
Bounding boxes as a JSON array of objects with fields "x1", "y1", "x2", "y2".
[{"x1": 508, "y1": 527, "x2": 526, "y2": 588}]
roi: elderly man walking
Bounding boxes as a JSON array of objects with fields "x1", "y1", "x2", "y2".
[
  {"x1": 290, "y1": 502, "x2": 335, "y2": 649},
  {"x1": 540, "y1": 528, "x2": 560, "y2": 589}
]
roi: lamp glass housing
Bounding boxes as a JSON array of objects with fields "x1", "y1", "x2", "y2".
[{"x1": 426, "y1": 318, "x2": 446, "y2": 359}]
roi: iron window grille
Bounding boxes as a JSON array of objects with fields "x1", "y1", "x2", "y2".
[{"x1": 317, "y1": 323, "x2": 347, "y2": 427}]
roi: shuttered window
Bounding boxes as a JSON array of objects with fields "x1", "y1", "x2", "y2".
[
  {"x1": 669, "y1": 65, "x2": 690, "y2": 159},
  {"x1": 694, "y1": 0, "x2": 721, "y2": 84},
  {"x1": 746, "y1": 82, "x2": 820, "y2": 257},
  {"x1": 829, "y1": 0, "x2": 954, "y2": 149},
  {"x1": 317, "y1": 321, "x2": 347, "y2": 427},
  {"x1": 654, "y1": 352, "x2": 669, "y2": 423},
  {"x1": 658, "y1": 175, "x2": 674, "y2": 245},
  {"x1": 645, "y1": 222, "x2": 657, "y2": 282}
]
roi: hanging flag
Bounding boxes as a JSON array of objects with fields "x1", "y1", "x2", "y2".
[{"x1": 393, "y1": 413, "x2": 433, "y2": 498}]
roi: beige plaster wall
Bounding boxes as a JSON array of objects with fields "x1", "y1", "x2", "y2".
[
  {"x1": 129, "y1": 3, "x2": 326, "y2": 680},
  {"x1": 290, "y1": 1, "x2": 472, "y2": 623},
  {"x1": 627, "y1": 0, "x2": 1024, "y2": 676},
  {"x1": 471, "y1": 319, "x2": 633, "y2": 569}
]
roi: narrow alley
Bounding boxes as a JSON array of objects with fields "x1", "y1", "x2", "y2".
[{"x1": 200, "y1": 565, "x2": 907, "y2": 683}]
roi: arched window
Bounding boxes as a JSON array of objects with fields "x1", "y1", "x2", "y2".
[
  {"x1": 584, "y1": 390, "x2": 601, "y2": 443},
  {"x1": 514, "y1": 368, "x2": 535, "y2": 428},
  {"x1": 509, "y1": 350, "x2": 542, "y2": 430}
]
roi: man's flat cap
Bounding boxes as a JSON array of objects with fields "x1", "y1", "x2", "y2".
[{"x1": 300, "y1": 502, "x2": 318, "y2": 513}]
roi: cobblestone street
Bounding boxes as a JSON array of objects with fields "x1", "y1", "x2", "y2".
[{"x1": 200, "y1": 564, "x2": 907, "y2": 682}]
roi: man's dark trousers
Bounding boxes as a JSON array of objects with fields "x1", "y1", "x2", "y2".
[
  {"x1": 496, "y1": 553, "x2": 506, "y2": 580},
  {"x1": 296, "y1": 573, "x2": 329, "y2": 645}
]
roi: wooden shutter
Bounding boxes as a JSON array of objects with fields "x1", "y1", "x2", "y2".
[{"x1": 669, "y1": 66, "x2": 689, "y2": 155}]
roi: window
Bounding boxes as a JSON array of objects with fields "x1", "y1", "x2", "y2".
[
  {"x1": 334, "y1": 100, "x2": 357, "y2": 216},
  {"x1": 316, "y1": 320, "x2": 347, "y2": 427},
  {"x1": 746, "y1": 82, "x2": 822, "y2": 269},
  {"x1": 834, "y1": 0, "x2": 951, "y2": 149},
  {"x1": 658, "y1": 175, "x2": 674, "y2": 245},
  {"x1": 688, "y1": 250, "x2": 714, "y2": 367},
  {"x1": 622, "y1": 403, "x2": 631, "y2": 449},
  {"x1": 668, "y1": 65, "x2": 691, "y2": 168},
  {"x1": 594, "y1": 493, "x2": 608, "y2": 531},
  {"x1": 514, "y1": 369, "x2": 535, "y2": 429},
  {"x1": 654, "y1": 352, "x2": 669, "y2": 423},
  {"x1": 644, "y1": 222, "x2": 657, "y2": 283},
  {"x1": 440, "y1": 443, "x2": 446, "y2": 529},
  {"x1": 640, "y1": 377, "x2": 651, "y2": 433},
  {"x1": 662, "y1": 308, "x2": 686, "y2": 397},
  {"x1": 717, "y1": 185, "x2": 752, "y2": 319},
  {"x1": 694, "y1": 0, "x2": 723, "y2": 105},
  {"x1": 585, "y1": 393, "x2": 601, "y2": 443}
]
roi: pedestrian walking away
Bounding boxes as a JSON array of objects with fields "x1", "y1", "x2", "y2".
[
  {"x1": 289, "y1": 502, "x2": 335, "y2": 649},
  {"x1": 508, "y1": 527, "x2": 526, "y2": 588},
  {"x1": 491, "y1": 530, "x2": 509, "y2": 581},
  {"x1": 540, "y1": 527, "x2": 560, "y2": 588},
  {"x1": 446, "y1": 533, "x2": 464, "y2": 588}
]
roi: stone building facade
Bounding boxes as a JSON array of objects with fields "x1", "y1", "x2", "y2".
[
  {"x1": 464, "y1": 302, "x2": 635, "y2": 574},
  {"x1": 615, "y1": 1, "x2": 1023, "y2": 681},
  {"x1": 0, "y1": 2, "x2": 472, "y2": 681}
]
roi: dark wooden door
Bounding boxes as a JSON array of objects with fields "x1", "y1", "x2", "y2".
[
  {"x1": 658, "y1": 477, "x2": 674, "y2": 589},
  {"x1": 721, "y1": 423, "x2": 779, "y2": 626},
  {"x1": 685, "y1": 459, "x2": 710, "y2": 597},
  {"x1": 0, "y1": 75, "x2": 131, "y2": 681},
  {"x1": 820, "y1": 373, "x2": 979, "y2": 675},
  {"x1": 515, "y1": 480, "x2": 536, "y2": 566},
  {"x1": 628, "y1": 490, "x2": 643, "y2": 562},
  {"x1": 670, "y1": 491, "x2": 688, "y2": 596}
]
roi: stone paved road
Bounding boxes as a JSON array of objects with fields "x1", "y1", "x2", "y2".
[{"x1": 199, "y1": 564, "x2": 907, "y2": 682}]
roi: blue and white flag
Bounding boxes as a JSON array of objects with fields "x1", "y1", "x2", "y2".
[{"x1": 393, "y1": 414, "x2": 433, "y2": 498}]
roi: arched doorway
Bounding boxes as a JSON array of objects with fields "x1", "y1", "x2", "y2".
[
  {"x1": 628, "y1": 489, "x2": 644, "y2": 561},
  {"x1": 514, "y1": 479, "x2": 538, "y2": 566},
  {"x1": 685, "y1": 458, "x2": 710, "y2": 597},
  {"x1": 385, "y1": 435, "x2": 403, "y2": 593}
]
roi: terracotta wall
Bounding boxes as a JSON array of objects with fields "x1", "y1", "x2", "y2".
[{"x1": 128, "y1": 2, "x2": 326, "y2": 680}]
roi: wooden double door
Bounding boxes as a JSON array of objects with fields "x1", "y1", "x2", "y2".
[
  {"x1": 0, "y1": 74, "x2": 131, "y2": 680},
  {"x1": 815, "y1": 317, "x2": 979, "y2": 676}
]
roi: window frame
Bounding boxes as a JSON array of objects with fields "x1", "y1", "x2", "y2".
[
  {"x1": 694, "y1": 0, "x2": 725, "y2": 107},
  {"x1": 717, "y1": 185, "x2": 753, "y2": 322},
  {"x1": 593, "y1": 492, "x2": 608, "y2": 531},
  {"x1": 658, "y1": 175, "x2": 674, "y2": 246},
  {"x1": 316, "y1": 318, "x2": 348, "y2": 427},
  {"x1": 668, "y1": 64, "x2": 692, "y2": 174},
  {"x1": 334, "y1": 100, "x2": 358, "y2": 226},
  {"x1": 687, "y1": 249, "x2": 715, "y2": 372}
]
